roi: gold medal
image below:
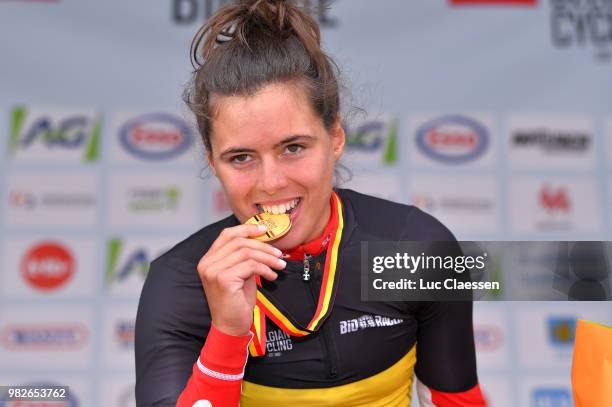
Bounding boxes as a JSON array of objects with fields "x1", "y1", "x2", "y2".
[{"x1": 245, "y1": 212, "x2": 292, "y2": 242}]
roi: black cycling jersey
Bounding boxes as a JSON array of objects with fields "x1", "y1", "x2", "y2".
[{"x1": 135, "y1": 188, "x2": 480, "y2": 406}]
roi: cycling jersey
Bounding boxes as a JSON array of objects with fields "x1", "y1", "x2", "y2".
[{"x1": 135, "y1": 188, "x2": 487, "y2": 406}]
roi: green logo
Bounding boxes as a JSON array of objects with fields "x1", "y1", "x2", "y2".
[
  {"x1": 8, "y1": 106, "x2": 101, "y2": 162},
  {"x1": 105, "y1": 238, "x2": 151, "y2": 287},
  {"x1": 344, "y1": 119, "x2": 397, "y2": 165}
]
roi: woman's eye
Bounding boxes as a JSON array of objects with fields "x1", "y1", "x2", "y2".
[
  {"x1": 231, "y1": 154, "x2": 252, "y2": 163},
  {"x1": 285, "y1": 144, "x2": 303, "y2": 154}
]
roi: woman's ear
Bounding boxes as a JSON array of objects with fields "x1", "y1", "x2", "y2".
[
  {"x1": 206, "y1": 151, "x2": 216, "y2": 176},
  {"x1": 331, "y1": 114, "x2": 345, "y2": 161}
]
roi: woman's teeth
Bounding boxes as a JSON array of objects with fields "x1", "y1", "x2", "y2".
[{"x1": 257, "y1": 198, "x2": 300, "y2": 215}]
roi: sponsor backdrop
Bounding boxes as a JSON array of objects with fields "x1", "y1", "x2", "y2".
[{"x1": 1, "y1": 0, "x2": 611, "y2": 406}]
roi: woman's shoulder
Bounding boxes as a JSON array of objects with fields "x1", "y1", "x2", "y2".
[{"x1": 336, "y1": 188, "x2": 456, "y2": 241}]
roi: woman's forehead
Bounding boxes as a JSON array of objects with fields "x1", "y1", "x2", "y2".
[{"x1": 210, "y1": 83, "x2": 322, "y2": 148}]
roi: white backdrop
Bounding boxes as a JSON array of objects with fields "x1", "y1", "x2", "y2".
[{"x1": 1, "y1": 0, "x2": 611, "y2": 406}]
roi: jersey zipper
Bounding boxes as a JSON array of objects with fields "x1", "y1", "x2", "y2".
[{"x1": 305, "y1": 254, "x2": 339, "y2": 379}]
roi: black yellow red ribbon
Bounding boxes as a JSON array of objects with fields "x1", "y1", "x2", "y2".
[{"x1": 249, "y1": 192, "x2": 344, "y2": 357}]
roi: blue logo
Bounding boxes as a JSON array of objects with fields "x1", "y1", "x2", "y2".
[
  {"x1": 547, "y1": 316, "x2": 576, "y2": 346},
  {"x1": 415, "y1": 115, "x2": 489, "y2": 164},
  {"x1": 531, "y1": 387, "x2": 571, "y2": 407},
  {"x1": 119, "y1": 113, "x2": 193, "y2": 160}
]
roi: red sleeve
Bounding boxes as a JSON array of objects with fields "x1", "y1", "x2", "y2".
[
  {"x1": 417, "y1": 380, "x2": 488, "y2": 407},
  {"x1": 176, "y1": 323, "x2": 253, "y2": 407}
]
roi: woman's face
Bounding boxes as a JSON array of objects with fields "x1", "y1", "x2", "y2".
[{"x1": 208, "y1": 82, "x2": 345, "y2": 250}]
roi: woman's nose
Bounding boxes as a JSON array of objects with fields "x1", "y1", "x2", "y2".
[{"x1": 258, "y1": 157, "x2": 289, "y2": 195}]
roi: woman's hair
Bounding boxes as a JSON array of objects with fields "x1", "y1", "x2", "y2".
[{"x1": 184, "y1": 0, "x2": 341, "y2": 153}]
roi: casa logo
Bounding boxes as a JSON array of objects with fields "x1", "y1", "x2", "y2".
[
  {"x1": 119, "y1": 113, "x2": 193, "y2": 161},
  {"x1": 531, "y1": 387, "x2": 571, "y2": 407},
  {"x1": 20, "y1": 242, "x2": 75, "y2": 292},
  {"x1": 105, "y1": 239, "x2": 162, "y2": 287},
  {"x1": 344, "y1": 119, "x2": 397, "y2": 164},
  {"x1": 127, "y1": 186, "x2": 180, "y2": 212},
  {"x1": 512, "y1": 130, "x2": 591, "y2": 152},
  {"x1": 0, "y1": 382, "x2": 79, "y2": 407},
  {"x1": 7, "y1": 107, "x2": 101, "y2": 162},
  {"x1": 547, "y1": 316, "x2": 576, "y2": 346},
  {"x1": 473, "y1": 324, "x2": 503, "y2": 351},
  {"x1": 0, "y1": 324, "x2": 88, "y2": 350},
  {"x1": 550, "y1": 0, "x2": 612, "y2": 63},
  {"x1": 415, "y1": 115, "x2": 489, "y2": 164},
  {"x1": 115, "y1": 321, "x2": 135, "y2": 349},
  {"x1": 539, "y1": 185, "x2": 571, "y2": 213},
  {"x1": 339, "y1": 314, "x2": 403, "y2": 335},
  {"x1": 265, "y1": 329, "x2": 293, "y2": 358}
]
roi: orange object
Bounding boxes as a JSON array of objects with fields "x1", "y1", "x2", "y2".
[{"x1": 571, "y1": 319, "x2": 612, "y2": 407}]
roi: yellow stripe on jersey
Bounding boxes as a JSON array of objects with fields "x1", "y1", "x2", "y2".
[{"x1": 240, "y1": 345, "x2": 416, "y2": 407}]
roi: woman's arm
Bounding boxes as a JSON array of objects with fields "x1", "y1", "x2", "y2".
[
  {"x1": 175, "y1": 324, "x2": 251, "y2": 407},
  {"x1": 135, "y1": 256, "x2": 212, "y2": 406},
  {"x1": 415, "y1": 301, "x2": 487, "y2": 406}
]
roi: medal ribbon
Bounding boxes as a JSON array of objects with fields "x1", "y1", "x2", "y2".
[{"x1": 249, "y1": 192, "x2": 344, "y2": 357}]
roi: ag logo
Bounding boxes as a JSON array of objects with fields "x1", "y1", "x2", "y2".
[
  {"x1": 21, "y1": 241, "x2": 75, "y2": 291},
  {"x1": 8, "y1": 106, "x2": 102, "y2": 163},
  {"x1": 344, "y1": 119, "x2": 397, "y2": 165},
  {"x1": 105, "y1": 238, "x2": 170, "y2": 289}
]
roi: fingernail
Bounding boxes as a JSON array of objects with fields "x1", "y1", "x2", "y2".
[
  {"x1": 281, "y1": 253, "x2": 290, "y2": 259},
  {"x1": 273, "y1": 248, "x2": 282, "y2": 256},
  {"x1": 278, "y1": 259, "x2": 287, "y2": 268},
  {"x1": 257, "y1": 224, "x2": 267, "y2": 232}
]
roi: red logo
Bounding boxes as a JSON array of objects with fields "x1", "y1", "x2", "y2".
[
  {"x1": 21, "y1": 242, "x2": 75, "y2": 291},
  {"x1": 540, "y1": 185, "x2": 571, "y2": 212},
  {"x1": 450, "y1": 0, "x2": 537, "y2": 5}
]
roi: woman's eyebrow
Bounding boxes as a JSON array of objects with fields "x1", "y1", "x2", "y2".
[
  {"x1": 272, "y1": 135, "x2": 315, "y2": 148},
  {"x1": 220, "y1": 135, "x2": 315, "y2": 158}
]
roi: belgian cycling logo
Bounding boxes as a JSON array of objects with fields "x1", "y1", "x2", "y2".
[
  {"x1": 550, "y1": 0, "x2": 612, "y2": 63},
  {"x1": 415, "y1": 115, "x2": 489, "y2": 164},
  {"x1": 171, "y1": 0, "x2": 338, "y2": 28},
  {"x1": 118, "y1": 113, "x2": 194, "y2": 161},
  {"x1": 0, "y1": 324, "x2": 89, "y2": 350},
  {"x1": 7, "y1": 106, "x2": 102, "y2": 163},
  {"x1": 343, "y1": 117, "x2": 398, "y2": 165},
  {"x1": 450, "y1": 0, "x2": 537, "y2": 4},
  {"x1": 547, "y1": 316, "x2": 576, "y2": 346},
  {"x1": 20, "y1": 241, "x2": 75, "y2": 292},
  {"x1": 265, "y1": 329, "x2": 293, "y2": 357},
  {"x1": 531, "y1": 387, "x2": 572, "y2": 407}
]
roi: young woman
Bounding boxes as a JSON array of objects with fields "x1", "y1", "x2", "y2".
[{"x1": 135, "y1": 1, "x2": 487, "y2": 406}]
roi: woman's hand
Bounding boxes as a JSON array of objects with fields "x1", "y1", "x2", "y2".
[{"x1": 197, "y1": 223, "x2": 286, "y2": 336}]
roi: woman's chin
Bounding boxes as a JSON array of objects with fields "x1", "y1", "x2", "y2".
[{"x1": 271, "y1": 230, "x2": 302, "y2": 251}]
